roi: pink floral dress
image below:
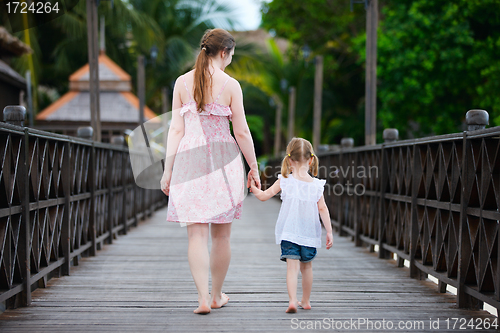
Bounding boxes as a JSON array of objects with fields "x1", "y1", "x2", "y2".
[{"x1": 166, "y1": 75, "x2": 245, "y2": 224}]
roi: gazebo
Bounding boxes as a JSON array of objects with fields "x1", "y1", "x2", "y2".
[{"x1": 36, "y1": 53, "x2": 157, "y2": 142}]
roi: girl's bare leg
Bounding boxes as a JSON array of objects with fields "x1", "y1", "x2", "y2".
[
  {"x1": 286, "y1": 259, "x2": 300, "y2": 313},
  {"x1": 299, "y1": 261, "x2": 313, "y2": 309},
  {"x1": 210, "y1": 223, "x2": 232, "y2": 308},
  {"x1": 187, "y1": 223, "x2": 211, "y2": 314}
]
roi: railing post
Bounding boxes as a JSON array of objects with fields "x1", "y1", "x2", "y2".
[
  {"x1": 77, "y1": 126, "x2": 93, "y2": 140},
  {"x1": 107, "y1": 149, "x2": 114, "y2": 244},
  {"x1": 378, "y1": 143, "x2": 389, "y2": 259},
  {"x1": 465, "y1": 109, "x2": 488, "y2": 131},
  {"x1": 409, "y1": 144, "x2": 421, "y2": 278},
  {"x1": 377, "y1": 129, "x2": 398, "y2": 259},
  {"x1": 78, "y1": 127, "x2": 97, "y2": 256},
  {"x1": 20, "y1": 127, "x2": 31, "y2": 306},
  {"x1": 383, "y1": 128, "x2": 398, "y2": 143},
  {"x1": 121, "y1": 150, "x2": 127, "y2": 234},
  {"x1": 133, "y1": 153, "x2": 139, "y2": 227},
  {"x1": 111, "y1": 136, "x2": 127, "y2": 233},
  {"x1": 341, "y1": 138, "x2": 354, "y2": 149},
  {"x1": 3, "y1": 105, "x2": 26, "y2": 126},
  {"x1": 61, "y1": 140, "x2": 71, "y2": 275},
  {"x1": 352, "y1": 150, "x2": 360, "y2": 245},
  {"x1": 149, "y1": 179, "x2": 154, "y2": 216},
  {"x1": 134, "y1": 185, "x2": 139, "y2": 227},
  {"x1": 89, "y1": 143, "x2": 97, "y2": 255},
  {"x1": 338, "y1": 138, "x2": 353, "y2": 237},
  {"x1": 141, "y1": 186, "x2": 146, "y2": 221},
  {"x1": 3, "y1": 106, "x2": 30, "y2": 306},
  {"x1": 457, "y1": 110, "x2": 489, "y2": 309}
]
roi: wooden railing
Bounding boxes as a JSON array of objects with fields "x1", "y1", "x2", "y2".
[
  {"x1": 0, "y1": 122, "x2": 167, "y2": 307},
  {"x1": 263, "y1": 114, "x2": 500, "y2": 312}
]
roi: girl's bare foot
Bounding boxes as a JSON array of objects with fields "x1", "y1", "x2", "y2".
[
  {"x1": 194, "y1": 298, "x2": 211, "y2": 314},
  {"x1": 298, "y1": 301, "x2": 311, "y2": 310},
  {"x1": 210, "y1": 293, "x2": 229, "y2": 309},
  {"x1": 286, "y1": 301, "x2": 298, "y2": 313}
]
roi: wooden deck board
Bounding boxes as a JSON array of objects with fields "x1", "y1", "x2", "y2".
[{"x1": 0, "y1": 195, "x2": 498, "y2": 332}]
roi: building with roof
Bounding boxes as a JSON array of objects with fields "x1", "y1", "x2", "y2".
[
  {"x1": 36, "y1": 51, "x2": 158, "y2": 142},
  {"x1": 0, "y1": 27, "x2": 31, "y2": 114}
]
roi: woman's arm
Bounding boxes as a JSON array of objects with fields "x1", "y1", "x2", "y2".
[
  {"x1": 250, "y1": 179, "x2": 280, "y2": 201},
  {"x1": 160, "y1": 78, "x2": 185, "y2": 196},
  {"x1": 228, "y1": 78, "x2": 261, "y2": 189}
]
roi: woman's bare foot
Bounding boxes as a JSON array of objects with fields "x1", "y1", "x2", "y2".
[
  {"x1": 298, "y1": 301, "x2": 311, "y2": 310},
  {"x1": 210, "y1": 293, "x2": 229, "y2": 309},
  {"x1": 194, "y1": 298, "x2": 211, "y2": 314},
  {"x1": 286, "y1": 301, "x2": 298, "y2": 313}
]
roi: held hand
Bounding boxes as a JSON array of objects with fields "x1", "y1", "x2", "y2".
[
  {"x1": 247, "y1": 169, "x2": 261, "y2": 190},
  {"x1": 249, "y1": 178, "x2": 258, "y2": 193},
  {"x1": 160, "y1": 172, "x2": 171, "y2": 196},
  {"x1": 326, "y1": 232, "x2": 333, "y2": 250}
]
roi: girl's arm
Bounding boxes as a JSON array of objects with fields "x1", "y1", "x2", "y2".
[
  {"x1": 318, "y1": 195, "x2": 333, "y2": 249},
  {"x1": 228, "y1": 78, "x2": 260, "y2": 189},
  {"x1": 250, "y1": 178, "x2": 280, "y2": 201},
  {"x1": 160, "y1": 78, "x2": 184, "y2": 196}
]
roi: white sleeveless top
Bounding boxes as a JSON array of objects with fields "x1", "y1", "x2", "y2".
[{"x1": 275, "y1": 173, "x2": 327, "y2": 248}]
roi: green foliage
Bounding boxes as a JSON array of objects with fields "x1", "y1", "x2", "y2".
[
  {"x1": 245, "y1": 114, "x2": 264, "y2": 143},
  {"x1": 262, "y1": 0, "x2": 364, "y2": 52},
  {"x1": 263, "y1": 0, "x2": 500, "y2": 142},
  {"x1": 364, "y1": 0, "x2": 500, "y2": 137},
  {"x1": 227, "y1": 37, "x2": 317, "y2": 155},
  {"x1": 262, "y1": 0, "x2": 367, "y2": 146}
]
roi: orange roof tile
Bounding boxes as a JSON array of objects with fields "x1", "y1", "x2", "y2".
[
  {"x1": 120, "y1": 91, "x2": 159, "y2": 122},
  {"x1": 36, "y1": 91, "x2": 78, "y2": 120},
  {"x1": 69, "y1": 54, "x2": 131, "y2": 82}
]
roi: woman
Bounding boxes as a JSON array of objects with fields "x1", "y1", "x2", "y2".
[{"x1": 160, "y1": 28, "x2": 261, "y2": 314}]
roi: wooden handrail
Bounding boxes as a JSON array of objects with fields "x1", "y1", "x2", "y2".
[
  {"x1": 263, "y1": 122, "x2": 499, "y2": 312},
  {"x1": 0, "y1": 122, "x2": 167, "y2": 308}
]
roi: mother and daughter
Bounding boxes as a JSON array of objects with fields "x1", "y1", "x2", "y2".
[{"x1": 160, "y1": 28, "x2": 333, "y2": 315}]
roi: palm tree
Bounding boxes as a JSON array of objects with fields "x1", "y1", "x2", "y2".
[
  {"x1": 227, "y1": 38, "x2": 315, "y2": 156},
  {"x1": 126, "y1": 0, "x2": 238, "y2": 111}
]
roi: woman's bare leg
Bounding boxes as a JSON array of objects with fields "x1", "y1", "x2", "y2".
[
  {"x1": 286, "y1": 259, "x2": 300, "y2": 313},
  {"x1": 299, "y1": 261, "x2": 313, "y2": 309},
  {"x1": 210, "y1": 222, "x2": 232, "y2": 308},
  {"x1": 187, "y1": 223, "x2": 211, "y2": 314}
]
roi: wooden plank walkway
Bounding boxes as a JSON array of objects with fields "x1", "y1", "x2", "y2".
[{"x1": 0, "y1": 195, "x2": 498, "y2": 332}]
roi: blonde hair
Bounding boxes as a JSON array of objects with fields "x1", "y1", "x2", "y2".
[
  {"x1": 193, "y1": 28, "x2": 235, "y2": 112},
  {"x1": 281, "y1": 137, "x2": 319, "y2": 177}
]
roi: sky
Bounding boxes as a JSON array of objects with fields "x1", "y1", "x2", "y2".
[{"x1": 219, "y1": 0, "x2": 267, "y2": 31}]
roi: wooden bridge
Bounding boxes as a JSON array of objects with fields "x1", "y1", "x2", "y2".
[
  {"x1": 1, "y1": 111, "x2": 500, "y2": 331},
  {"x1": 0, "y1": 195, "x2": 497, "y2": 332}
]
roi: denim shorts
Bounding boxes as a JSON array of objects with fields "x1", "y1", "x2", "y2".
[{"x1": 280, "y1": 240, "x2": 317, "y2": 263}]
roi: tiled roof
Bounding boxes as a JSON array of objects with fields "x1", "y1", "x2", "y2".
[
  {"x1": 36, "y1": 91, "x2": 158, "y2": 122},
  {"x1": 37, "y1": 53, "x2": 158, "y2": 123},
  {"x1": 69, "y1": 54, "x2": 131, "y2": 82}
]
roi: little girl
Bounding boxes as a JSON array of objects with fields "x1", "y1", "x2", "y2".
[{"x1": 250, "y1": 137, "x2": 333, "y2": 313}]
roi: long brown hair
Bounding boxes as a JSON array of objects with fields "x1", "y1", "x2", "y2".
[
  {"x1": 281, "y1": 137, "x2": 319, "y2": 178},
  {"x1": 193, "y1": 28, "x2": 235, "y2": 111}
]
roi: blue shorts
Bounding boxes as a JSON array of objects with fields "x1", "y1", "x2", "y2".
[{"x1": 280, "y1": 240, "x2": 317, "y2": 263}]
